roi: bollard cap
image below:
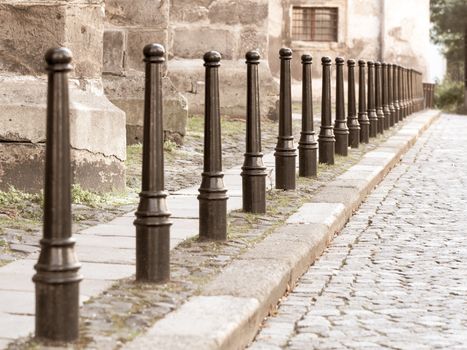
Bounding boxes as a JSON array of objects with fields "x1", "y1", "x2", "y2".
[
  {"x1": 367, "y1": 60, "x2": 375, "y2": 66},
  {"x1": 245, "y1": 50, "x2": 260, "y2": 64},
  {"x1": 374, "y1": 61, "x2": 381, "y2": 66},
  {"x1": 347, "y1": 59, "x2": 356, "y2": 66},
  {"x1": 143, "y1": 43, "x2": 165, "y2": 63},
  {"x1": 45, "y1": 47, "x2": 72, "y2": 72},
  {"x1": 358, "y1": 59, "x2": 366, "y2": 67},
  {"x1": 321, "y1": 56, "x2": 332, "y2": 65},
  {"x1": 335, "y1": 57, "x2": 345, "y2": 65},
  {"x1": 301, "y1": 54, "x2": 312, "y2": 64},
  {"x1": 204, "y1": 51, "x2": 221, "y2": 67},
  {"x1": 279, "y1": 47, "x2": 292, "y2": 59}
]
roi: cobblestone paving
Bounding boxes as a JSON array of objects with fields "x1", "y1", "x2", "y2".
[
  {"x1": 250, "y1": 114, "x2": 467, "y2": 350},
  {"x1": 8, "y1": 115, "x2": 398, "y2": 349}
]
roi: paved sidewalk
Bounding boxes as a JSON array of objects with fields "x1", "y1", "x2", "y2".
[
  {"x1": 250, "y1": 114, "x2": 467, "y2": 349},
  {"x1": 0, "y1": 153, "x2": 274, "y2": 347},
  {"x1": 0, "y1": 109, "x2": 439, "y2": 349}
]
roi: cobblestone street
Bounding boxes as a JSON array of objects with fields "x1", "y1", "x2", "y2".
[{"x1": 251, "y1": 114, "x2": 467, "y2": 350}]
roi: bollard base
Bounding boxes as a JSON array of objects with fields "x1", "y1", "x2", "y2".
[
  {"x1": 394, "y1": 108, "x2": 400, "y2": 123},
  {"x1": 318, "y1": 140, "x2": 335, "y2": 165},
  {"x1": 389, "y1": 109, "x2": 396, "y2": 127},
  {"x1": 360, "y1": 124, "x2": 370, "y2": 144},
  {"x1": 349, "y1": 128, "x2": 360, "y2": 148},
  {"x1": 335, "y1": 133, "x2": 349, "y2": 156},
  {"x1": 383, "y1": 111, "x2": 391, "y2": 130},
  {"x1": 298, "y1": 148, "x2": 318, "y2": 178},
  {"x1": 369, "y1": 123, "x2": 378, "y2": 138},
  {"x1": 275, "y1": 155, "x2": 296, "y2": 190},
  {"x1": 34, "y1": 281, "x2": 80, "y2": 342},
  {"x1": 242, "y1": 175, "x2": 267, "y2": 213},
  {"x1": 377, "y1": 114, "x2": 385, "y2": 134},
  {"x1": 136, "y1": 224, "x2": 171, "y2": 283},
  {"x1": 199, "y1": 198, "x2": 228, "y2": 241}
]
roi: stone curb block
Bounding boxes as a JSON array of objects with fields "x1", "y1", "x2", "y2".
[{"x1": 124, "y1": 110, "x2": 441, "y2": 350}]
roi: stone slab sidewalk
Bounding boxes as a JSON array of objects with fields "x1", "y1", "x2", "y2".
[
  {"x1": 0, "y1": 109, "x2": 439, "y2": 348},
  {"x1": 124, "y1": 109, "x2": 440, "y2": 350},
  {"x1": 0, "y1": 140, "x2": 276, "y2": 346}
]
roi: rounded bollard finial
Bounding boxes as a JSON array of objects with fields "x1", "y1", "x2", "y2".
[
  {"x1": 279, "y1": 47, "x2": 292, "y2": 59},
  {"x1": 45, "y1": 47, "x2": 72, "y2": 71},
  {"x1": 322, "y1": 56, "x2": 332, "y2": 65},
  {"x1": 204, "y1": 51, "x2": 221, "y2": 67},
  {"x1": 367, "y1": 60, "x2": 375, "y2": 66},
  {"x1": 375, "y1": 61, "x2": 381, "y2": 67},
  {"x1": 336, "y1": 56, "x2": 345, "y2": 65},
  {"x1": 245, "y1": 50, "x2": 261, "y2": 64},
  {"x1": 358, "y1": 59, "x2": 366, "y2": 66},
  {"x1": 301, "y1": 54, "x2": 312, "y2": 64},
  {"x1": 143, "y1": 43, "x2": 165, "y2": 63},
  {"x1": 347, "y1": 59, "x2": 356, "y2": 66}
]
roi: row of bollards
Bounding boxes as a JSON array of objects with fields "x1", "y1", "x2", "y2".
[
  {"x1": 423, "y1": 83, "x2": 436, "y2": 109},
  {"x1": 34, "y1": 44, "x2": 425, "y2": 342}
]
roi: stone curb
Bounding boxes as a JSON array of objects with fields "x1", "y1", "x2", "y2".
[{"x1": 124, "y1": 110, "x2": 441, "y2": 350}]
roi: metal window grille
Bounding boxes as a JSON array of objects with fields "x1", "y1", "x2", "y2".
[{"x1": 292, "y1": 7, "x2": 338, "y2": 42}]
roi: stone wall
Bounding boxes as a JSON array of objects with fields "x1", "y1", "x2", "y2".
[
  {"x1": 382, "y1": 0, "x2": 430, "y2": 75},
  {"x1": 0, "y1": 0, "x2": 126, "y2": 192},
  {"x1": 102, "y1": 0, "x2": 189, "y2": 144},
  {"x1": 167, "y1": 0, "x2": 279, "y2": 120}
]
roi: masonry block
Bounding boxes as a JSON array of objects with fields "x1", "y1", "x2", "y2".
[
  {"x1": 173, "y1": 26, "x2": 237, "y2": 60},
  {"x1": 126, "y1": 29, "x2": 168, "y2": 71},
  {"x1": 103, "y1": 73, "x2": 188, "y2": 144},
  {"x1": 103, "y1": 28, "x2": 126, "y2": 74}
]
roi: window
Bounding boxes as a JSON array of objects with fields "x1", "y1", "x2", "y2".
[{"x1": 292, "y1": 7, "x2": 338, "y2": 42}]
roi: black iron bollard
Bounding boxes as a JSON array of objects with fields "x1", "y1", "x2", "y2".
[
  {"x1": 388, "y1": 62, "x2": 396, "y2": 127},
  {"x1": 405, "y1": 67, "x2": 410, "y2": 116},
  {"x1": 407, "y1": 68, "x2": 414, "y2": 114},
  {"x1": 398, "y1": 65, "x2": 405, "y2": 120},
  {"x1": 375, "y1": 62, "x2": 384, "y2": 134},
  {"x1": 242, "y1": 50, "x2": 267, "y2": 213},
  {"x1": 275, "y1": 48, "x2": 297, "y2": 190},
  {"x1": 406, "y1": 68, "x2": 410, "y2": 116},
  {"x1": 33, "y1": 47, "x2": 82, "y2": 342},
  {"x1": 135, "y1": 44, "x2": 172, "y2": 282},
  {"x1": 198, "y1": 51, "x2": 228, "y2": 240},
  {"x1": 400, "y1": 66, "x2": 406, "y2": 119},
  {"x1": 298, "y1": 54, "x2": 318, "y2": 177},
  {"x1": 358, "y1": 60, "x2": 370, "y2": 144},
  {"x1": 382, "y1": 63, "x2": 391, "y2": 130},
  {"x1": 319, "y1": 56, "x2": 335, "y2": 164},
  {"x1": 393, "y1": 64, "x2": 401, "y2": 123},
  {"x1": 334, "y1": 57, "x2": 349, "y2": 156},
  {"x1": 409, "y1": 69, "x2": 414, "y2": 114},
  {"x1": 367, "y1": 61, "x2": 378, "y2": 137},
  {"x1": 347, "y1": 59, "x2": 360, "y2": 148}
]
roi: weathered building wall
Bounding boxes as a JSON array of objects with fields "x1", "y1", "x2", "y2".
[
  {"x1": 274, "y1": 0, "x2": 430, "y2": 101},
  {"x1": 102, "y1": 0, "x2": 188, "y2": 144},
  {"x1": 347, "y1": 0, "x2": 381, "y2": 60},
  {"x1": 167, "y1": 0, "x2": 279, "y2": 120},
  {"x1": 382, "y1": 0, "x2": 430, "y2": 76},
  {"x1": 0, "y1": 0, "x2": 126, "y2": 192}
]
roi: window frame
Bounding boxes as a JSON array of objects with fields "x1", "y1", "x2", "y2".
[{"x1": 291, "y1": 6, "x2": 339, "y2": 43}]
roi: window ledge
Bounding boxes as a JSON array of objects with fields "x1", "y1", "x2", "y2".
[{"x1": 291, "y1": 40, "x2": 342, "y2": 50}]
